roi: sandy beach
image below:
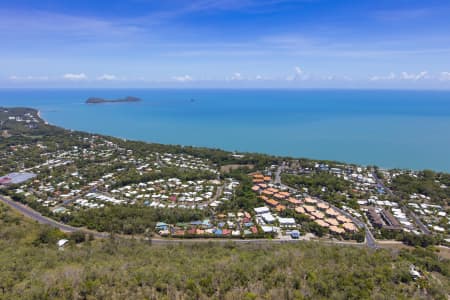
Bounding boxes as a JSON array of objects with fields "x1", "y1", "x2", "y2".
[{"x1": 36, "y1": 109, "x2": 49, "y2": 125}]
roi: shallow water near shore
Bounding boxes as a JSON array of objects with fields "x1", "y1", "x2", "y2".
[{"x1": 1, "y1": 88, "x2": 450, "y2": 172}]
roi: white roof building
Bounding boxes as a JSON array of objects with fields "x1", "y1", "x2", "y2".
[
  {"x1": 261, "y1": 213, "x2": 276, "y2": 223},
  {"x1": 254, "y1": 206, "x2": 270, "y2": 215},
  {"x1": 261, "y1": 226, "x2": 275, "y2": 233},
  {"x1": 278, "y1": 217, "x2": 296, "y2": 226},
  {"x1": 57, "y1": 239, "x2": 69, "y2": 248}
]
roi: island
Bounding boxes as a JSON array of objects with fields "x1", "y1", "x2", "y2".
[{"x1": 86, "y1": 96, "x2": 142, "y2": 104}]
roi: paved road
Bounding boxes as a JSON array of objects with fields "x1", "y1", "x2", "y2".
[
  {"x1": 371, "y1": 171, "x2": 431, "y2": 235},
  {"x1": 0, "y1": 194, "x2": 373, "y2": 247},
  {"x1": 0, "y1": 195, "x2": 109, "y2": 238},
  {"x1": 275, "y1": 166, "x2": 377, "y2": 249},
  {"x1": 274, "y1": 163, "x2": 285, "y2": 185},
  {"x1": 404, "y1": 206, "x2": 432, "y2": 235}
]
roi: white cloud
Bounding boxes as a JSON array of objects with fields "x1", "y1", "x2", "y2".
[
  {"x1": 63, "y1": 73, "x2": 87, "y2": 80},
  {"x1": 286, "y1": 66, "x2": 309, "y2": 81},
  {"x1": 369, "y1": 72, "x2": 396, "y2": 81},
  {"x1": 342, "y1": 75, "x2": 353, "y2": 81},
  {"x1": 172, "y1": 75, "x2": 193, "y2": 82},
  {"x1": 400, "y1": 71, "x2": 429, "y2": 81},
  {"x1": 8, "y1": 75, "x2": 48, "y2": 81},
  {"x1": 439, "y1": 72, "x2": 450, "y2": 81},
  {"x1": 97, "y1": 74, "x2": 117, "y2": 81},
  {"x1": 230, "y1": 72, "x2": 243, "y2": 80}
]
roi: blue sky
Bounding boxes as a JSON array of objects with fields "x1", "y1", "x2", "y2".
[{"x1": 1, "y1": 0, "x2": 450, "y2": 88}]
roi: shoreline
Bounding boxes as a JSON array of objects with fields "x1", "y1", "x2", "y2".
[
  {"x1": 36, "y1": 109, "x2": 51, "y2": 125},
  {"x1": 6, "y1": 105, "x2": 450, "y2": 173}
]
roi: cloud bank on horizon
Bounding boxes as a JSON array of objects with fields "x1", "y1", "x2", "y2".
[{"x1": 1, "y1": 0, "x2": 450, "y2": 88}]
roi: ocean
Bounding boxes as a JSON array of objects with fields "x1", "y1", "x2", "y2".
[{"x1": 1, "y1": 88, "x2": 449, "y2": 172}]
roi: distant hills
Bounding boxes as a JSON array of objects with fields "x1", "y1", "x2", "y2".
[{"x1": 86, "y1": 96, "x2": 142, "y2": 104}]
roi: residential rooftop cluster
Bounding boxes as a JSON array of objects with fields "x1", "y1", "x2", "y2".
[
  {"x1": 251, "y1": 173, "x2": 359, "y2": 238},
  {"x1": 154, "y1": 210, "x2": 265, "y2": 238},
  {"x1": 408, "y1": 194, "x2": 449, "y2": 235},
  {"x1": 1, "y1": 109, "x2": 448, "y2": 245},
  {"x1": 4, "y1": 133, "x2": 228, "y2": 216}
]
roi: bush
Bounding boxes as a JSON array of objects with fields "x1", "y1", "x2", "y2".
[
  {"x1": 70, "y1": 231, "x2": 86, "y2": 243},
  {"x1": 33, "y1": 225, "x2": 66, "y2": 245}
]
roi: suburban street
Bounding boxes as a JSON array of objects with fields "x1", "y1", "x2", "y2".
[
  {"x1": 0, "y1": 194, "x2": 373, "y2": 247},
  {"x1": 275, "y1": 165, "x2": 378, "y2": 249},
  {"x1": 371, "y1": 171, "x2": 431, "y2": 235}
]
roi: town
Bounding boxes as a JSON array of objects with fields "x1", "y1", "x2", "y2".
[{"x1": 0, "y1": 107, "x2": 449, "y2": 247}]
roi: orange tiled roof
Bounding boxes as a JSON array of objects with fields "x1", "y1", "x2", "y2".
[
  {"x1": 306, "y1": 213, "x2": 316, "y2": 220},
  {"x1": 303, "y1": 205, "x2": 316, "y2": 213},
  {"x1": 315, "y1": 219, "x2": 329, "y2": 227},
  {"x1": 311, "y1": 211, "x2": 325, "y2": 219},
  {"x1": 337, "y1": 215, "x2": 352, "y2": 223},
  {"x1": 275, "y1": 204, "x2": 286, "y2": 212},
  {"x1": 329, "y1": 226, "x2": 345, "y2": 234},
  {"x1": 288, "y1": 197, "x2": 302, "y2": 205},
  {"x1": 317, "y1": 203, "x2": 329, "y2": 210},
  {"x1": 325, "y1": 208, "x2": 339, "y2": 217},
  {"x1": 265, "y1": 198, "x2": 279, "y2": 207},
  {"x1": 343, "y1": 222, "x2": 357, "y2": 232},
  {"x1": 325, "y1": 218, "x2": 339, "y2": 226},
  {"x1": 251, "y1": 186, "x2": 260, "y2": 192},
  {"x1": 295, "y1": 206, "x2": 305, "y2": 214},
  {"x1": 304, "y1": 197, "x2": 317, "y2": 204},
  {"x1": 273, "y1": 193, "x2": 286, "y2": 199},
  {"x1": 262, "y1": 190, "x2": 274, "y2": 196}
]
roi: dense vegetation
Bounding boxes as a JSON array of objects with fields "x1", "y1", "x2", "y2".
[
  {"x1": 63, "y1": 206, "x2": 206, "y2": 235},
  {"x1": 390, "y1": 170, "x2": 450, "y2": 206},
  {"x1": 220, "y1": 170, "x2": 260, "y2": 211},
  {"x1": 0, "y1": 203, "x2": 449, "y2": 299},
  {"x1": 376, "y1": 228, "x2": 447, "y2": 248},
  {"x1": 281, "y1": 173, "x2": 357, "y2": 208}
]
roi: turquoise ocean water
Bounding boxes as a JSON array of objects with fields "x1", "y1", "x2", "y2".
[{"x1": 0, "y1": 89, "x2": 449, "y2": 172}]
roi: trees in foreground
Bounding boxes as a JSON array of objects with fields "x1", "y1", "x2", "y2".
[{"x1": 0, "y1": 203, "x2": 449, "y2": 299}]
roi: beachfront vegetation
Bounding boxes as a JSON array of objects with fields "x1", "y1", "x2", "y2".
[{"x1": 390, "y1": 170, "x2": 450, "y2": 206}]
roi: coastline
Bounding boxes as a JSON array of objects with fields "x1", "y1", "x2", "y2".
[
  {"x1": 31, "y1": 108, "x2": 450, "y2": 174},
  {"x1": 36, "y1": 109, "x2": 50, "y2": 125},
  {"x1": 2, "y1": 100, "x2": 450, "y2": 172}
]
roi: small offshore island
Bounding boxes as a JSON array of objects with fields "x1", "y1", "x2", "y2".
[{"x1": 86, "y1": 96, "x2": 142, "y2": 104}]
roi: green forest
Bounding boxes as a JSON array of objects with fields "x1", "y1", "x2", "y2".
[
  {"x1": 1, "y1": 203, "x2": 449, "y2": 299},
  {"x1": 390, "y1": 170, "x2": 450, "y2": 206}
]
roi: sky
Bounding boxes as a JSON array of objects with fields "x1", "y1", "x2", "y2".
[{"x1": 1, "y1": 0, "x2": 450, "y2": 89}]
